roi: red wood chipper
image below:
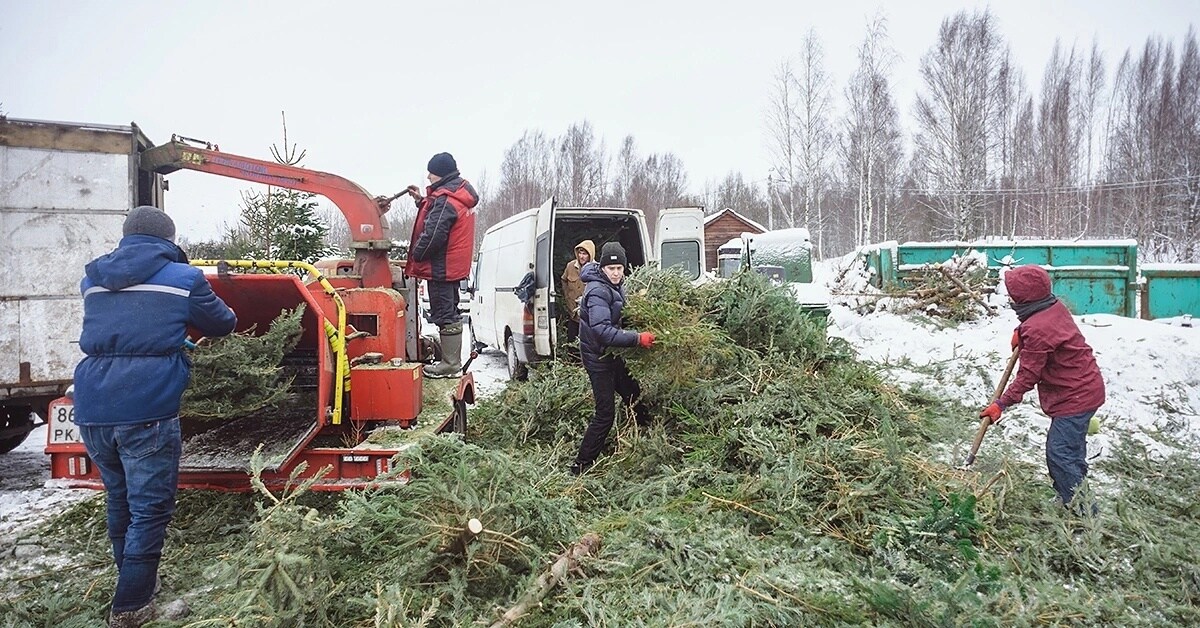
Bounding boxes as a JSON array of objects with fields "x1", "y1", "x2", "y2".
[{"x1": 45, "y1": 138, "x2": 475, "y2": 491}]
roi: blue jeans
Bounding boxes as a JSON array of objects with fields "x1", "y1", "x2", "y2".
[
  {"x1": 1046, "y1": 411, "x2": 1094, "y2": 508},
  {"x1": 80, "y1": 418, "x2": 181, "y2": 613}
]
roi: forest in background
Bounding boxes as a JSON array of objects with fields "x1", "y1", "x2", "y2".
[
  {"x1": 464, "y1": 10, "x2": 1200, "y2": 262},
  {"x1": 196, "y1": 9, "x2": 1200, "y2": 264}
]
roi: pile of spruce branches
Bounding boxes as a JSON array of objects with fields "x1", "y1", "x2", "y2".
[{"x1": 5, "y1": 269, "x2": 1199, "y2": 627}]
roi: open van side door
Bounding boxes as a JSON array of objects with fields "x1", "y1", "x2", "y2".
[
  {"x1": 655, "y1": 207, "x2": 706, "y2": 283},
  {"x1": 532, "y1": 197, "x2": 556, "y2": 357}
]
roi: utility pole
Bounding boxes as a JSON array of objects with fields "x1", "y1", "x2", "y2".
[{"x1": 767, "y1": 173, "x2": 775, "y2": 230}]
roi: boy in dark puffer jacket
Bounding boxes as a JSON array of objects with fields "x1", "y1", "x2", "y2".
[
  {"x1": 980, "y1": 265, "x2": 1105, "y2": 511},
  {"x1": 571, "y1": 242, "x2": 655, "y2": 475}
]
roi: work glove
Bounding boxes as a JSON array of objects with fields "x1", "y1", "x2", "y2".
[
  {"x1": 638, "y1": 332, "x2": 656, "y2": 349},
  {"x1": 406, "y1": 184, "x2": 424, "y2": 203},
  {"x1": 1011, "y1": 329, "x2": 1020, "y2": 350},
  {"x1": 979, "y1": 402, "x2": 1004, "y2": 423}
]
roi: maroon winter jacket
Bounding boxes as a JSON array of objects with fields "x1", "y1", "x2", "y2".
[{"x1": 998, "y1": 266, "x2": 1106, "y2": 417}]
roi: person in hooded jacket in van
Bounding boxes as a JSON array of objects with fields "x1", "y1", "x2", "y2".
[
  {"x1": 571, "y1": 242, "x2": 655, "y2": 475},
  {"x1": 74, "y1": 206, "x2": 237, "y2": 627},
  {"x1": 980, "y1": 265, "x2": 1105, "y2": 512},
  {"x1": 560, "y1": 239, "x2": 595, "y2": 343}
]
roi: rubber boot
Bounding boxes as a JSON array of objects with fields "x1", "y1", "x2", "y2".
[{"x1": 424, "y1": 323, "x2": 464, "y2": 379}]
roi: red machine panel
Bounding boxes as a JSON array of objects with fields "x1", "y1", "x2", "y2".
[{"x1": 350, "y1": 363, "x2": 423, "y2": 422}]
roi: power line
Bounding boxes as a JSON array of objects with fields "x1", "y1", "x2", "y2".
[
  {"x1": 895, "y1": 174, "x2": 1200, "y2": 195},
  {"x1": 738, "y1": 174, "x2": 1200, "y2": 196}
]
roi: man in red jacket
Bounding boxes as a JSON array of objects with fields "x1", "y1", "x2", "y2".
[
  {"x1": 404, "y1": 152, "x2": 478, "y2": 378},
  {"x1": 980, "y1": 265, "x2": 1105, "y2": 511}
]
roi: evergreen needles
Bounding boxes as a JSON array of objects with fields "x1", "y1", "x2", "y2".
[
  {"x1": 6, "y1": 268, "x2": 1200, "y2": 627},
  {"x1": 180, "y1": 305, "x2": 306, "y2": 420}
]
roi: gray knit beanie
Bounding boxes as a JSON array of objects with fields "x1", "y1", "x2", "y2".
[{"x1": 123, "y1": 205, "x2": 176, "y2": 242}]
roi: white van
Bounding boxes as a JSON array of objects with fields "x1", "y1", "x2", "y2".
[{"x1": 471, "y1": 198, "x2": 704, "y2": 379}]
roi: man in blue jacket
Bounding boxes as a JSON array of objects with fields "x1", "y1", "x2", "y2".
[
  {"x1": 571, "y1": 242, "x2": 655, "y2": 475},
  {"x1": 74, "y1": 206, "x2": 237, "y2": 627}
]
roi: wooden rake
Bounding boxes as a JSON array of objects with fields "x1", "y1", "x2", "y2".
[{"x1": 959, "y1": 347, "x2": 1020, "y2": 470}]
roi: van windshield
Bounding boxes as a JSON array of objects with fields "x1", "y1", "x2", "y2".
[{"x1": 661, "y1": 241, "x2": 701, "y2": 280}]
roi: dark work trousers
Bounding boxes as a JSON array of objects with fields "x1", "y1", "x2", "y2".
[
  {"x1": 576, "y1": 357, "x2": 647, "y2": 465},
  {"x1": 427, "y1": 280, "x2": 460, "y2": 328},
  {"x1": 565, "y1": 319, "x2": 580, "y2": 343},
  {"x1": 1046, "y1": 410, "x2": 1095, "y2": 507}
]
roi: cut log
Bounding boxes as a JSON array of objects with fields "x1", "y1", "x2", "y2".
[
  {"x1": 447, "y1": 517, "x2": 484, "y2": 556},
  {"x1": 488, "y1": 532, "x2": 602, "y2": 628}
]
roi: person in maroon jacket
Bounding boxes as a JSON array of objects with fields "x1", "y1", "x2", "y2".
[
  {"x1": 404, "y1": 152, "x2": 479, "y2": 378},
  {"x1": 980, "y1": 265, "x2": 1106, "y2": 511}
]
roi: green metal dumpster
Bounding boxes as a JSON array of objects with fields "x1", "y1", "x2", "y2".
[
  {"x1": 1140, "y1": 264, "x2": 1200, "y2": 320},
  {"x1": 860, "y1": 240, "x2": 1138, "y2": 317}
]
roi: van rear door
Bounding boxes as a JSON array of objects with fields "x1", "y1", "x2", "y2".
[
  {"x1": 655, "y1": 207, "x2": 706, "y2": 282},
  {"x1": 532, "y1": 197, "x2": 556, "y2": 357}
]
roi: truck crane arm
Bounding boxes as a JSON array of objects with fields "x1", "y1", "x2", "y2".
[{"x1": 140, "y1": 140, "x2": 396, "y2": 288}]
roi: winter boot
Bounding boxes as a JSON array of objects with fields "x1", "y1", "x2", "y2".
[
  {"x1": 424, "y1": 322, "x2": 464, "y2": 379},
  {"x1": 108, "y1": 602, "x2": 156, "y2": 628},
  {"x1": 568, "y1": 460, "x2": 594, "y2": 476}
]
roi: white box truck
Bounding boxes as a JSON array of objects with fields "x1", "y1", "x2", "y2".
[
  {"x1": 470, "y1": 198, "x2": 703, "y2": 379},
  {"x1": 0, "y1": 118, "x2": 162, "y2": 453}
]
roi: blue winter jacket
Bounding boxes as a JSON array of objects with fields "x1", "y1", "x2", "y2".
[
  {"x1": 578, "y1": 262, "x2": 640, "y2": 371},
  {"x1": 74, "y1": 235, "x2": 237, "y2": 426}
]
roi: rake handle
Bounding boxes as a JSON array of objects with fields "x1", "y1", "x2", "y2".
[{"x1": 963, "y1": 347, "x2": 1020, "y2": 467}]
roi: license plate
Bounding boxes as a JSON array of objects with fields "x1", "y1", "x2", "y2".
[{"x1": 48, "y1": 401, "x2": 82, "y2": 445}]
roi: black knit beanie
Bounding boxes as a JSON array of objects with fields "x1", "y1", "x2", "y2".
[
  {"x1": 599, "y1": 241, "x2": 627, "y2": 268},
  {"x1": 427, "y1": 152, "x2": 458, "y2": 177}
]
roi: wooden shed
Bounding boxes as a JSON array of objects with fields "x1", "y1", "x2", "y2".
[{"x1": 702, "y1": 208, "x2": 767, "y2": 272}]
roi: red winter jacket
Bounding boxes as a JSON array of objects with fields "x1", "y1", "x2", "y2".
[
  {"x1": 998, "y1": 266, "x2": 1106, "y2": 417},
  {"x1": 407, "y1": 174, "x2": 478, "y2": 282}
]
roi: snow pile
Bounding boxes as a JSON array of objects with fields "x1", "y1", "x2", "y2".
[{"x1": 819, "y1": 255, "x2": 1200, "y2": 463}]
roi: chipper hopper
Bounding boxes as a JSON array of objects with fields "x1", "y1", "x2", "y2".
[{"x1": 45, "y1": 138, "x2": 474, "y2": 491}]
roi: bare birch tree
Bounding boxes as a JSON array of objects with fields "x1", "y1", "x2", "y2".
[
  {"x1": 793, "y1": 30, "x2": 834, "y2": 255},
  {"x1": 553, "y1": 121, "x2": 607, "y2": 206},
  {"x1": 1106, "y1": 38, "x2": 1175, "y2": 250},
  {"x1": 841, "y1": 14, "x2": 902, "y2": 247},
  {"x1": 496, "y1": 130, "x2": 554, "y2": 217},
  {"x1": 1169, "y1": 27, "x2": 1200, "y2": 260},
  {"x1": 714, "y1": 172, "x2": 768, "y2": 227},
  {"x1": 765, "y1": 60, "x2": 799, "y2": 230},
  {"x1": 913, "y1": 9, "x2": 1005, "y2": 240}
]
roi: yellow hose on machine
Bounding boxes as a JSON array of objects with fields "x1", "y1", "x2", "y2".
[{"x1": 191, "y1": 259, "x2": 351, "y2": 425}]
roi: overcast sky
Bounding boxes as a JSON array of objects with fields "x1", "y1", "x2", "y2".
[{"x1": 2, "y1": 0, "x2": 1195, "y2": 241}]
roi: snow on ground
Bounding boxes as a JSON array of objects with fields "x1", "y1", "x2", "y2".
[
  {"x1": 0, "y1": 422, "x2": 93, "y2": 578},
  {"x1": 818, "y1": 254, "x2": 1200, "y2": 466}
]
